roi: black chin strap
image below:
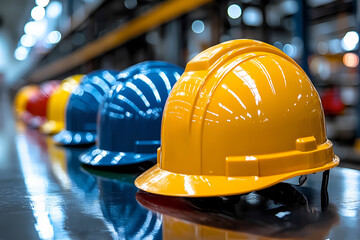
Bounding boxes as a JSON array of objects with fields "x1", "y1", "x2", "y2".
[{"x1": 321, "y1": 170, "x2": 330, "y2": 211}]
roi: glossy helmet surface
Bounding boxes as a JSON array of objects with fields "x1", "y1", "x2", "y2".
[
  {"x1": 14, "y1": 85, "x2": 39, "y2": 118},
  {"x1": 135, "y1": 40, "x2": 340, "y2": 197},
  {"x1": 23, "y1": 80, "x2": 60, "y2": 128},
  {"x1": 53, "y1": 70, "x2": 119, "y2": 145},
  {"x1": 41, "y1": 75, "x2": 83, "y2": 135},
  {"x1": 80, "y1": 61, "x2": 183, "y2": 166}
]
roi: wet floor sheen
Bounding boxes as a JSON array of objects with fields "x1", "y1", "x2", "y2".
[{"x1": 1, "y1": 89, "x2": 360, "y2": 239}]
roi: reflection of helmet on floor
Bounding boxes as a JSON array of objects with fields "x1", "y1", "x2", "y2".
[
  {"x1": 53, "y1": 70, "x2": 119, "y2": 146},
  {"x1": 136, "y1": 39, "x2": 340, "y2": 197},
  {"x1": 23, "y1": 80, "x2": 60, "y2": 128},
  {"x1": 65, "y1": 148, "x2": 97, "y2": 194},
  {"x1": 45, "y1": 137, "x2": 71, "y2": 189},
  {"x1": 160, "y1": 209, "x2": 338, "y2": 240},
  {"x1": 41, "y1": 75, "x2": 83, "y2": 135},
  {"x1": 162, "y1": 216, "x2": 261, "y2": 240},
  {"x1": 136, "y1": 183, "x2": 339, "y2": 240},
  {"x1": 80, "y1": 61, "x2": 183, "y2": 167},
  {"x1": 98, "y1": 178, "x2": 162, "y2": 240},
  {"x1": 14, "y1": 85, "x2": 39, "y2": 118}
]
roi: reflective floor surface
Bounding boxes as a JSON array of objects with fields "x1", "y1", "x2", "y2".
[{"x1": 1, "y1": 89, "x2": 360, "y2": 239}]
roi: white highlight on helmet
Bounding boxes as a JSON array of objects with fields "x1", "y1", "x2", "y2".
[
  {"x1": 233, "y1": 66, "x2": 261, "y2": 105},
  {"x1": 222, "y1": 84, "x2": 246, "y2": 110},
  {"x1": 184, "y1": 176, "x2": 196, "y2": 195},
  {"x1": 85, "y1": 133, "x2": 94, "y2": 142},
  {"x1": 218, "y1": 102, "x2": 233, "y2": 114},
  {"x1": 117, "y1": 95, "x2": 142, "y2": 114},
  {"x1": 251, "y1": 59, "x2": 275, "y2": 95},
  {"x1": 93, "y1": 150, "x2": 108, "y2": 164},
  {"x1": 136, "y1": 74, "x2": 161, "y2": 103},
  {"x1": 159, "y1": 71, "x2": 172, "y2": 93},
  {"x1": 125, "y1": 81, "x2": 150, "y2": 107},
  {"x1": 111, "y1": 152, "x2": 125, "y2": 165},
  {"x1": 73, "y1": 133, "x2": 81, "y2": 143},
  {"x1": 174, "y1": 72, "x2": 181, "y2": 80},
  {"x1": 92, "y1": 148, "x2": 101, "y2": 155},
  {"x1": 102, "y1": 71, "x2": 117, "y2": 82}
]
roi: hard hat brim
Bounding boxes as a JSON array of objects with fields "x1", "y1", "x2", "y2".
[
  {"x1": 80, "y1": 146, "x2": 157, "y2": 166},
  {"x1": 40, "y1": 121, "x2": 63, "y2": 135},
  {"x1": 135, "y1": 155, "x2": 340, "y2": 197},
  {"x1": 53, "y1": 130, "x2": 96, "y2": 146}
]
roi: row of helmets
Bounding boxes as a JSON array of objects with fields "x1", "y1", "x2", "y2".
[{"x1": 14, "y1": 39, "x2": 340, "y2": 197}]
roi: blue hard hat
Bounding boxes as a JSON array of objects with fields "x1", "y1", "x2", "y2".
[
  {"x1": 80, "y1": 61, "x2": 184, "y2": 166},
  {"x1": 53, "y1": 70, "x2": 120, "y2": 145}
]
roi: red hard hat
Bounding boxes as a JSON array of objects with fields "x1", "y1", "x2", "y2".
[
  {"x1": 321, "y1": 87, "x2": 345, "y2": 116},
  {"x1": 23, "y1": 80, "x2": 60, "y2": 128}
]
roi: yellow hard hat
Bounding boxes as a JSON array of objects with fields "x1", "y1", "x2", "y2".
[
  {"x1": 135, "y1": 39, "x2": 340, "y2": 197},
  {"x1": 40, "y1": 75, "x2": 83, "y2": 134},
  {"x1": 14, "y1": 85, "x2": 39, "y2": 118}
]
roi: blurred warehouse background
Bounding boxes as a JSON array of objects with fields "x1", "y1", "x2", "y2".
[{"x1": 1, "y1": 0, "x2": 360, "y2": 162}]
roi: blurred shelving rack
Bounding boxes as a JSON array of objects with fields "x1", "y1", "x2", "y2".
[
  {"x1": 20, "y1": 0, "x2": 214, "y2": 84},
  {"x1": 12, "y1": 0, "x2": 360, "y2": 151}
]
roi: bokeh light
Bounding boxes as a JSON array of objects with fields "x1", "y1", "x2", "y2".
[
  {"x1": 227, "y1": 4, "x2": 242, "y2": 19},
  {"x1": 341, "y1": 31, "x2": 359, "y2": 51},
  {"x1": 20, "y1": 34, "x2": 36, "y2": 48},
  {"x1": 36, "y1": 0, "x2": 49, "y2": 7},
  {"x1": 31, "y1": 6, "x2": 45, "y2": 21},
  {"x1": 46, "y1": 31, "x2": 62, "y2": 44},
  {"x1": 14, "y1": 46, "x2": 29, "y2": 61},
  {"x1": 124, "y1": 0, "x2": 137, "y2": 9},
  {"x1": 191, "y1": 20, "x2": 205, "y2": 34},
  {"x1": 24, "y1": 20, "x2": 47, "y2": 37},
  {"x1": 242, "y1": 7, "x2": 263, "y2": 26},
  {"x1": 343, "y1": 53, "x2": 359, "y2": 68},
  {"x1": 46, "y1": 1, "x2": 62, "y2": 18}
]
